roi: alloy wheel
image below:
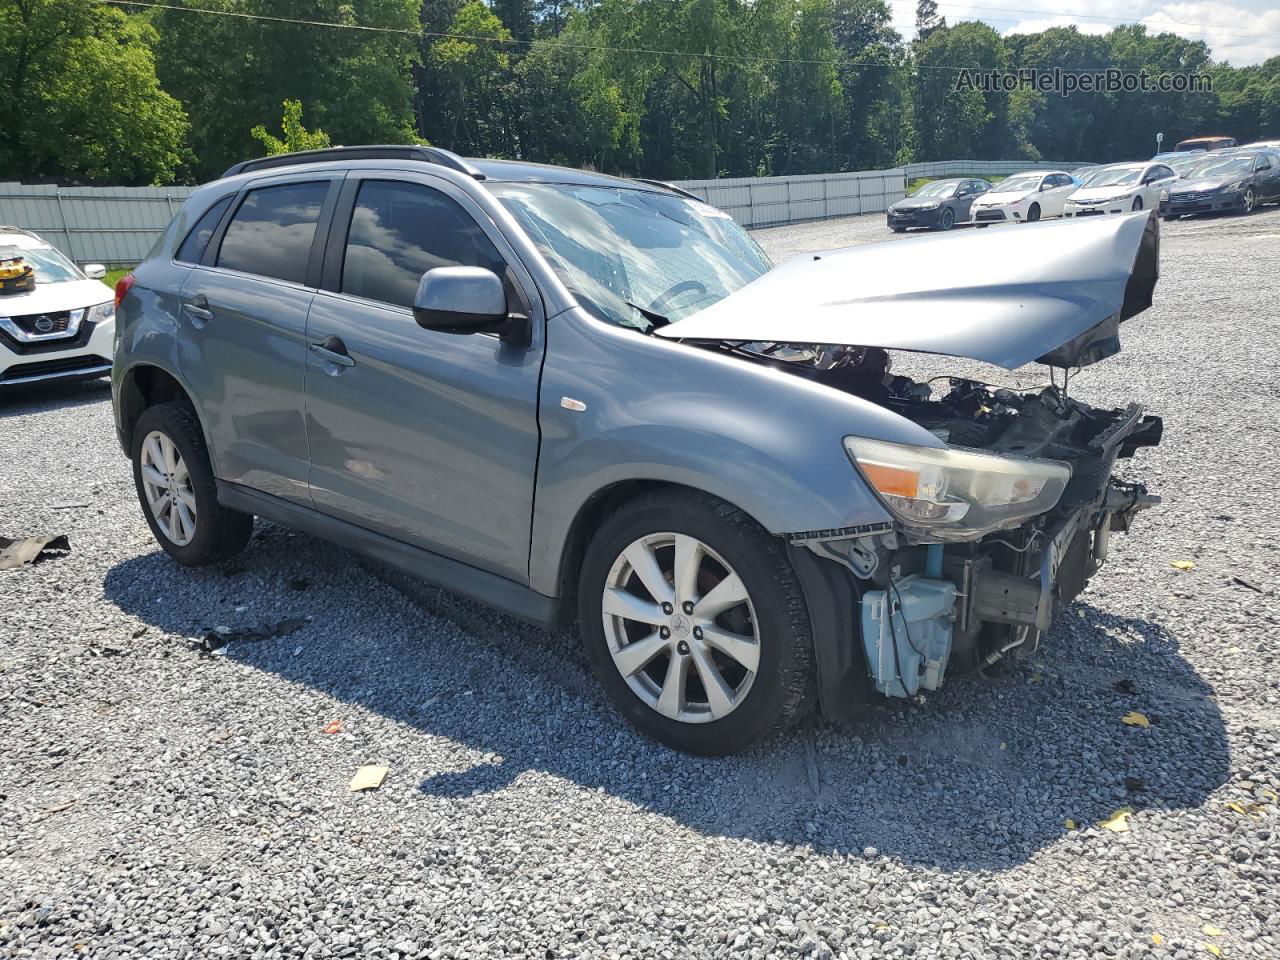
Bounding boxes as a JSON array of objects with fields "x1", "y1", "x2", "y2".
[
  {"x1": 602, "y1": 532, "x2": 760, "y2": 724},
  {"x1": 139, "y1": 430, "x2": 197, "y2": 546},
  {"x1": 1244, "y1": 188, "x2": 1256, "y2": 213}
]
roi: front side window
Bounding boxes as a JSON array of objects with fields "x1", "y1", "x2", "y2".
[
  {"x1": 216, "y1": 181, "x2": 328, "y2": 284},
  {"x1": 176, "y1": 195, "x2": 233, "y2": 264},
  {"x1": 490, "y1": 183, "x2": 770, "y2": 331},
  {"x1": 341, "y1": 181, "x2": 505, "y2": 309}
]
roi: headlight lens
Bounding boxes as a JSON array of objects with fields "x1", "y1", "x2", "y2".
[
  {"x1": 919, "y1": 201, "x2": 941, "y2": 210},
  {"x1": 1160, "y1": 188, "x2": 1170, "y2": 201},
  {"x1": 89, "y1": 300, "x2": 116, "y2": 324},
  {"x1": 1220, "y1": 180, "x2": 1244, "y2": 193},
  {"x1": 844, "y1": 436, "x2": 1072, "y2": 542}
]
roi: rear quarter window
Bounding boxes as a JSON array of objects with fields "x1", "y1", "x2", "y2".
[{"x1": 175, "y1": 195, "x2": 233, "y2": 264}]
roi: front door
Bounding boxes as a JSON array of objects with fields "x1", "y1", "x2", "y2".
[
  {"x1": 178, "y1": 176, "x2": 340, "y2": 503},
  {"x1": 303, "y1": 173, "x2": 543, "y2": 583}
]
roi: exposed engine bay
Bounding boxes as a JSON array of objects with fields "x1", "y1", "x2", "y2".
[{"x1": 725, "y1": 340, "x2": 1164, "y2": 701}]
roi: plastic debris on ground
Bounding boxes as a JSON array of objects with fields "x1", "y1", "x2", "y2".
[
  {"x1": 192, "y1": 618, "x2": 307, "y2": 655},
  {"x1": 349, "y1": 765, "x2": 389, "y2": 792},
  {"x1": 0, "y1": 534, "x2": 70, "y2": 571}
]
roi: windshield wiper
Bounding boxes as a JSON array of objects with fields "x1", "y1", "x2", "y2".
[{"x1": 624, "y1": 300, "x2": 671, "y2": 330}]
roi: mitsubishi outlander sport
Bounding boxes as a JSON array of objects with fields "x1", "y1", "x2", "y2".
[{"x1": 112, "y1": 146, "x2": 1163, "y2": 755}]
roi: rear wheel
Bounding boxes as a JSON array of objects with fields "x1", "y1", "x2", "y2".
[
  {"x1": 131, "y1": 403, "x2": 253, "y2": 566},
  {"x1": 1026, "y1": 203, "x2": 1041, "y2": 222},
  {"x1": 578, "y1": 490, "x2": 813, "y2": 755}
]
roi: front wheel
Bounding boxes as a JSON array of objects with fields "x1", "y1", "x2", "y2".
[
  {"x1": 939, "y1": 207, "x2": 955, "y2": 230},
  {"x1": 131, "y1": 403, "x2": 253, "y2": 566},
  {"x1": 578, "y1": 490, "x2": 814, "y2": 755},
  {"x1": 1242, "y1": 188, "x2": 1256, "y2": 214},
  {"x1": 1026, "y1": 203, "x2": 1041, "y2": 222}
]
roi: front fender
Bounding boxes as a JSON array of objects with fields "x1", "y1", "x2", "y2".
[{"x1": 528, "y1": 308, "x2": 942, "y2": 596}]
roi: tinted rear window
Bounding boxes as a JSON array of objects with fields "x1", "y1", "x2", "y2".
[
  {"x1": 216, "y1": 182, "x2": 328, "y2": 284},
  {"x1": 175, "y1": 195, "x2": 232, "y2": 264}
]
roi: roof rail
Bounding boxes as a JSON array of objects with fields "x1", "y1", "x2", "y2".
[
  {"x1": 632, "y1": 178, "x2": 705, "y2": 203},
  {"x1": 221, "y1": 146, "x2": 486, "y2": 181}
]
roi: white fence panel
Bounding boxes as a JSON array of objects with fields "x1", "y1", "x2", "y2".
[{"x1": 0, "y1": 159, "x2": 1092, "y2": 264}]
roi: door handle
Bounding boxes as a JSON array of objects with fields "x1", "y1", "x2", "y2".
[
  {"x1": 309, "y1": 336, "x2": 355, "y2": 368},
  {"x1": 182, "y1": 294, "x2": 213, "y2": 328}
]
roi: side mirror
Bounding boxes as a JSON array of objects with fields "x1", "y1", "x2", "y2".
[
  {"x1": 82, "y1": 263, "x2": 107, "y2": 280},
  {"x1": 413, "y1": 266, "x2": 512, "y2": 337}
]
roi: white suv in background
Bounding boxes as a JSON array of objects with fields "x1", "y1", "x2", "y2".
[
  {"x1": 970, "y1": 170, "x2": 1078, "y2": 224},
  {"x1": 0, "y1": 227, "x2": 115, "y2": 388}
]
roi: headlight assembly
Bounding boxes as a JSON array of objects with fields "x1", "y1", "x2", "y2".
[
  {"x1": 89, "y1": 300, "x2": 116, "y2": 324},
  {"x1": 1220, "y1": 180, "x2": 1245, "y2": 193},
  {"x1": 844, "y1": 436, "x2": 1072, "y2": 542}
]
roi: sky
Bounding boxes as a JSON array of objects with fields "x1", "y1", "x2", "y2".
[{"x1": 887, "y1": 0, "x2": 1280, "y2": 66}]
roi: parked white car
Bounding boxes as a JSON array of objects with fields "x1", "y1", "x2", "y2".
[
  {"x1": 970, "y1": 171, "x2": 1077, "y2": 225},
  {"x1": 1064, "y1": 162, "x2": 1178, "y2": 218},
  {"x1": 0, "y1": 228, "x2": 115, "y2": 387}
]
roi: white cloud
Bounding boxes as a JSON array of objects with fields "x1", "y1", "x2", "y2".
[{"x1": 888, "y1": 0, "x2": 1280, "y2": 65}]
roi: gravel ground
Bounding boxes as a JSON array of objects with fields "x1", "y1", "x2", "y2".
[{"x1": 3, "y1": 210, "x2": 1279, "y2": 960}]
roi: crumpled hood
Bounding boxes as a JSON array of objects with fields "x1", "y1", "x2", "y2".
[
  {"x1": 657, "y1": 211, "x2": 1159, "y2": 370},
  {"x1": 0, "y1": 279, "x2": 111, "y2": 316}
]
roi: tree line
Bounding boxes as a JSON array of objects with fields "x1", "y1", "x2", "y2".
[{"x1": 2, "y1": 0, "x2": 1278, "y2": 186}]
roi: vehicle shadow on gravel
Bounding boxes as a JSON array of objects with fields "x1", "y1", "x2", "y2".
[
  {"x1": 103, "y1": 523, "x2": 1230, "y2": 874},
  {"x1": 0, "y1": 378, "x2": 110, "y2": 419}
]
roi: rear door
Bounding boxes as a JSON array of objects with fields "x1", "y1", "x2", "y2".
[
  {"x1": 178, "y1": 174, "x2": 340, "y2": 503},
  {"x1": 303, "y1": 172, "x2": 544, "y2": 582}
]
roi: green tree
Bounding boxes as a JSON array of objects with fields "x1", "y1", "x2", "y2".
[
  {"x1": 0, "y1": 0, "x2": 187, "y2": 183},
  {"x1": 152, "y1": 0, "x2": 420, "y2": 181},
  {"x1": 423, "y1": 1, "x2": 515, "y2": 154},
  {"x1": 250, "y1": 100, "x2": 331, "y2": 156},
  {"x1": 911, "y1": 22, "x2": 1009, "y2": 161}
]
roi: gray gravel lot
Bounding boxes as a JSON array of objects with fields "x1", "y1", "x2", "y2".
[{"x1": 3, "y1": 210, "x2": 1279, "y2": 959}]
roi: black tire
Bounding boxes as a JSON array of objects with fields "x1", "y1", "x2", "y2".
[
  {"x1": 1026, "y1": 203, "x2": 1041, "y2": 222},
  {"x1": 939, "y1": 207, "x2": 955, "y2": 230},
  {"x1": 890, "y1": 227, "x2": 905, "y2": 233},
  {"x1": 1162, "y1": 215, "x2": 1177, "y2": 222},
  {"x1": 976, "y1": 222, "x2": 989, "y2": 228},
  {"x1": 578, "y1": 490, "x2": 814, "y2": 755},
  {"x1": 1132, "y1": 196, "x2": 1143, "y2": 211},
  {"x1": 131, "y1": 402, "x2": 253, "y2": 566}
]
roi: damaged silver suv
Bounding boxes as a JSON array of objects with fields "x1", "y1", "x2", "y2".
[{"x1": 112, "y1": 146, "x2": 1162, "y2": 755}]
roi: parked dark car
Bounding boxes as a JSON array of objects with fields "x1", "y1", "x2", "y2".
[
  {"x1": 886, "y1": 178, "x2": 991, "y2": 232},
  {"x1": 1159, "y1": 149, "x2": 1280, "y2": 220}
]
